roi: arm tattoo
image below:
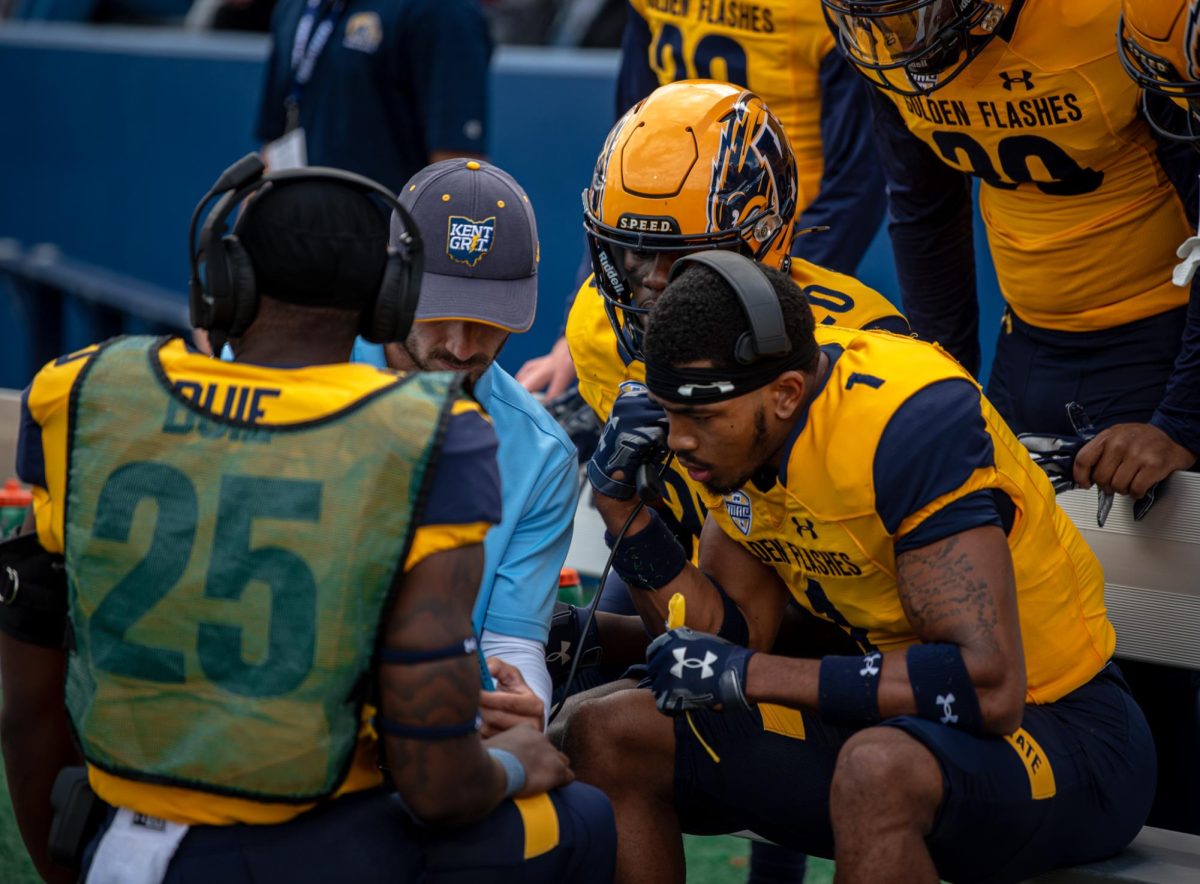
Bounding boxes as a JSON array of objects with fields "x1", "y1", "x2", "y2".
[
  {"x1": 378, "y1": 546, "x2": 485, "y2": 796},
  {"x1": 897, "y1": 533, "x2": 999, "y2": 651}
]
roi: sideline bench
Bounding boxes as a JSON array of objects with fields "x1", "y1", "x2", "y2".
[{"x1": 1023, "y1": 472, "x2": 1200, "y2": 882}]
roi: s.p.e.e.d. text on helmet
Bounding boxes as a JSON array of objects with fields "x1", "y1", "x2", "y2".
[{"x1": 583, "y1": 80, "x2": 798, "y2": 361}]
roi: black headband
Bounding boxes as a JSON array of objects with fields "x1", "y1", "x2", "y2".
[{"x1": 645, "y1": 348, "x2": 816, "y2": 404}]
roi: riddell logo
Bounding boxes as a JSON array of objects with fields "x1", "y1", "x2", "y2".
[{"x1": 616, "y1": 214, "x2": 680, "y2": 234}]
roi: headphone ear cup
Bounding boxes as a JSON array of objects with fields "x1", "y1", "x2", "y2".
[
  {"x1": 733, "y1": 332, "x2": 758, "y2": 366},
  {"x1": 363, "y1": 250, "x2": 420, "y2": 343},
  {"x1": 222, "y1": 235, "x2": 259, "y2": 337}
]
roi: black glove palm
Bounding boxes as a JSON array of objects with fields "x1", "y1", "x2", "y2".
[{"x1": 587, "y1": 381, "x2": 669, "y2": 500}]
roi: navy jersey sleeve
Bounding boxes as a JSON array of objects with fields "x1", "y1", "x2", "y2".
[
  {"x1": 616, "y1": 2, "x2": 658, "y2": 118},
  {"x1": 14, "y1": 387, "x2": 46, "y2": 489},
  {"x1": 254, "y1": 0, "x2": 296, "y2": 143},
  {"x1": 873, "y1": 379, "x2": 1001, "y2": 553},
  {"x1": 1148, "y1": 103, "x2": 1200, "y2": 456},
  {"x1": 790, "y1": 52, "x2": 886, "y2": 275},
  {"x1": 419, "y1": 403, "x2": 502, "y2": 527},
  {"x1": 867, "y1": 87, "x2": 981, "y2": 376},
  {"x1": 403, "y1": 0, "x2": 491, "y2": 155}
]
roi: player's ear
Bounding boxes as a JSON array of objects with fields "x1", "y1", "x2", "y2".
[{"x1": 769, "y1": 370, "x2": 807, "y2": 421}]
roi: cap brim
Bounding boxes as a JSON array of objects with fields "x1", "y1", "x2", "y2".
[{"x1": 413, "y1": 271, "x2": 536, "y2": 333}]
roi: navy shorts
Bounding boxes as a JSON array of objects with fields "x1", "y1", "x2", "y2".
[
  {"x1": 985, "y1": 307, "x2": 1187, "y2": 435},
  {"x1": 82, "y1": 782, "x2": 615, "y2": 884},
  {"x1": 673, "y1": 664, "x2": 1155, "y2": 884}
]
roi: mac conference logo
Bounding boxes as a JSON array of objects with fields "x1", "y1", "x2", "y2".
[
  {"x1": 446, "y1": 216, "x2": 495, "y2": 267},
  {"x1": 724, "y1": 490, "x2": 752, "y2": 536}
]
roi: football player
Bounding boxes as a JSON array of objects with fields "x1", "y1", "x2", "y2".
[
  {"x1": 548, "y1": 84, "x2": 907, "y2": 882},
  {"x1": 822, "y1": 3, "x2": 1200, "y2": 832},
  {"x1": 570, "y1": 79, "x2": 907, "y2": 582},
  {"x1": 0, "y1": 158, "x2": 614, "y2": 883},
  {"x1": 571, "y1": 255, "x2": 1154, "y2": 883},
  {"x1": 820, "y1": 0, "x2": 1199, "y2": 501}
]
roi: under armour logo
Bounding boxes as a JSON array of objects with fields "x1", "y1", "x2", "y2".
[
  {"x1": 859, "y1": 652, "x2": 882, "y2": 678},
  {"x1": 791, "y1": 517, "x2": 818, "y2": 540},
  {"x1": 999, "y1": 70, "x2": 1034, "y2": 91},
  {"x1": 670, "y1": 647, "x2": 717, "y2": 679},
  {"x1": 937, "y1": 693, "x2": 958, "y2": 724},
  {"x1": 545, "y1": 641, "x2": 572, "y2": 665},
  {"x1": 1, "y1": 565, "x2": 17, "y2": 605},
  {"x1": 677, "y1": 381, "x2": 735, "y2": 398}
]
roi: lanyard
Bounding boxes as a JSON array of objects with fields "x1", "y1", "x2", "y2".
[{"x1": 285, "y1": 0, "x2": 347, "y2": 126}]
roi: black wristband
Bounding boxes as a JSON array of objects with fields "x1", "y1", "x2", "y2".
[
  {"x1": 817, "y1": 652, "x2": 883, "y2": 727},
  {"x1": 907, "y1": 643, "x2": 984, "y2": 734}
]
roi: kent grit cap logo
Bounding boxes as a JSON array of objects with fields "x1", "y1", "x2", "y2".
[
  {"x1": 724, "y1": 490, "x2": 752, "y2": 536},
  {"x1": 446, "y1": 216, "x2": 495, "y2": 267}
]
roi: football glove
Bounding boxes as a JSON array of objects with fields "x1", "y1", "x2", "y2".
[
  {"x1": 1017, "y1": 431, "x2": 1086, "y2": 494},
  {"x1": 587, "y1": 381, "x2": 669, "y2": 500},
  {"x1": 544, "y1": 602, "x2": 603, "y2": 689},
  {"x1": 645, "y1": 627, "x2": 754, "y2": 716},
  {"x1": 1019, "y1": 402, "x2": 1161, "y2": 525}
]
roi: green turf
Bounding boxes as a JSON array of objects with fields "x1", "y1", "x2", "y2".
[{"x1": 683, "y1": 835, "x2": 835, "y2": 883}]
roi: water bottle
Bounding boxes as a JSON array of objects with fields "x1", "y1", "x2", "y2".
[
  {"x1": 557, "y1": 567, "x2": 584, "y2": 606},
  {"x1": 0, "y1": 478, "x2": 32, "y2": 539}
]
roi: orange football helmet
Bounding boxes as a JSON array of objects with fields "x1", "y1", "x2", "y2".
[
  {"x1": 583, "y1": 80, "x2": 798, "y2": 360},
  {"x1": 1119, "y1": 0, "x2": 1200, "y2": 142}
]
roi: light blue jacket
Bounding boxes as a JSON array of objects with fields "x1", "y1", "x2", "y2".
[{"x1": 353, "y1": 341, "x2": 578, "y2": 642}]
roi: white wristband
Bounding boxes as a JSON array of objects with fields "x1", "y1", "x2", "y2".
[{"x1": 487, "y1": 746, "x2": 527, "y2": 799}]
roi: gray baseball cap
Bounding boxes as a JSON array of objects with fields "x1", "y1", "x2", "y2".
[{"x1": 392, "y1": 158, "x2": 538, "y2": 333}]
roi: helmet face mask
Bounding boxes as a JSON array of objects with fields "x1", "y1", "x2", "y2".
[
  {"x1": 584, "y1": 81, "x2": 798, "y2": 361},
  {"x1": 821, "y1": 0, "x2": 1010, "y2": 96},
  {"x1": 1118, "y1": 3, "x2": 1200, "y2": 144}
]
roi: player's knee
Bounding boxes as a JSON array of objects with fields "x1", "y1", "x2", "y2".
[
  {"x1": 562, "y1": 693, "x2": 627, "y2": 779},
  {"x1": 831, "y1": 728, "x2": 941, "y2": 819},
  {"x1": 562, "y1": 689, "x2": 667, "y2": 793}
]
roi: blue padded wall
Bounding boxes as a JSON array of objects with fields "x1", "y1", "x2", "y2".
[{"x1": 0, "y1": 23, "x2": 1003, "y2": 389}]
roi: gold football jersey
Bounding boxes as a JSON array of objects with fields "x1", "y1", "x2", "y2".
[
  {"x1": 628, "y1": 0, "x2": 834, "y2": 211},
  {"x1": 702, "y1": 326, "x2": 1114, "y2": 703},
  {"x1": 882, "y1": 0, "x2": 1191, "y2": 331}
]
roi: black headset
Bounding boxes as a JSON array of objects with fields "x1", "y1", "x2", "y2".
[
  {"x1": 187, "y1": 153, "x2": 423, "y2": 344},
  {"x1": 666, "y1": 250, "x2": 791, "y2": 365}
]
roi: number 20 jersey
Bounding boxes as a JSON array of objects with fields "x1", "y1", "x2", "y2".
[{"x1": 882, "y1": 0, "x2": 1191, "y2": 332}]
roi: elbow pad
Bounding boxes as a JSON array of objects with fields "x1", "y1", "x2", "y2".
[{"x1": 0, "y1": 532, "x2": 69, "y2": 648}]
